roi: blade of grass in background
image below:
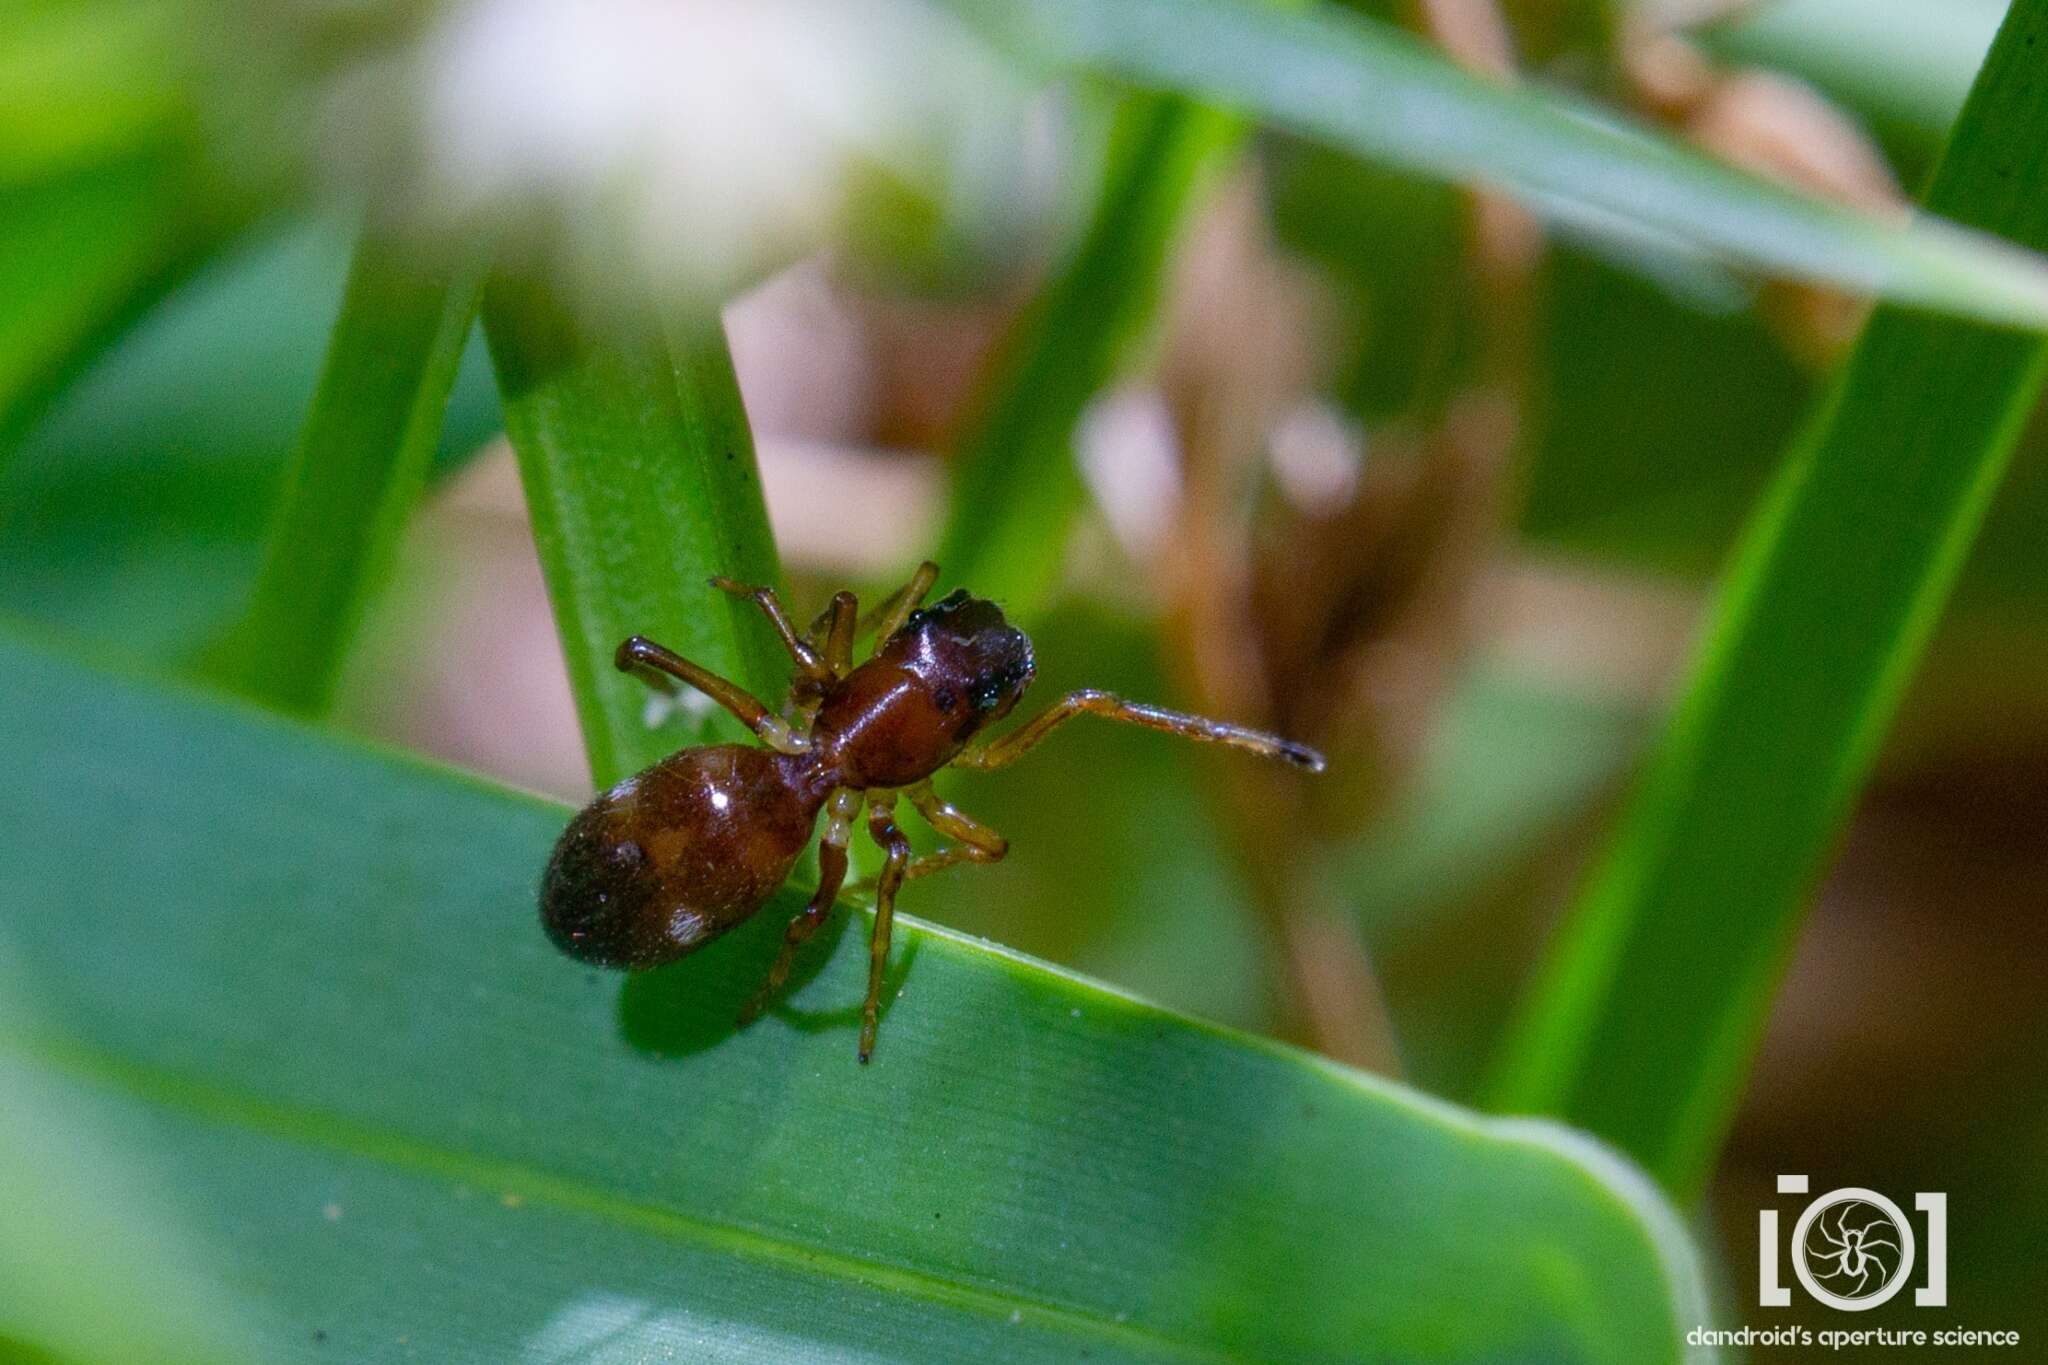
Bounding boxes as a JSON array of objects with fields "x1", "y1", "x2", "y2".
[
  {"x1": 0, "y1": 627, "x2": 1708, "y2": 1364},
  {"x1": 1491, "y1": 0, "x2": 2048, "y2": 1201},
  {"x1": 964, "y1": 0, "x2": 2048, "y2": 328},
  {"x1": 198, "y1": 232, "x2": 478, "y2": 714},
  {"x1": 0, "y1": 151, "x2": 244, "y2": 453},
  {"x1": 936, "y1": 93, "x2": 1235, "y2": 616},
  {"x1": 0, "y1": 0, "x2": 188, "y2": 185},
  {"x1": 483, "y1": 278, "x2": 787, "y2": 788},
  {"x1": 0, "y1": 217, "x2": 505, "y2": 666}
]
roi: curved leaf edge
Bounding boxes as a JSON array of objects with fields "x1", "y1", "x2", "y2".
[{"x1": 3, "y1": 614, "x2": 1710, "y2": 1355}]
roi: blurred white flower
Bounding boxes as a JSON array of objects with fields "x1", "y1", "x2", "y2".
[{"x1": 389, "y1": 0, "x2": 1033, "y2": 302}]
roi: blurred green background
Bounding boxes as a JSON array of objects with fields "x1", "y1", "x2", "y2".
[{"x1": 5, "y1": 0, "x2": 2048, "y2": 1358}]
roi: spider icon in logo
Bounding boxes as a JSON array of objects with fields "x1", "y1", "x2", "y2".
[{"x1": 1792, "y1": 1188, "x2": 1916, "y2": 1310}]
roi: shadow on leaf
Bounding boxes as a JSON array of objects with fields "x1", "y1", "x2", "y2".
[{"x1": 617, "y1": 896, "x2": 920, "y2": 1057}]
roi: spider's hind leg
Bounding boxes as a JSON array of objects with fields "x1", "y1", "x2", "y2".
[
  {"x1": 711, "y1": 577, "x2": 827, "y2": 684},
  {"x1": 859, "y1": 796, "x2": 913, "y2": 1063},
  {"x1": 861, "y1": 781, "x2": 1007, "y2": 884},
  {"x1": 739, "y1": 790, "x2": 861, "y2": 1025},
  {"x1": 615, "y1": 635, "x2": 806, "y2": 753}
]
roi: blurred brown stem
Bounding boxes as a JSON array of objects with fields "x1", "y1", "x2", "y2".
[
  {"x1": 1145, "y1": 0, "x2": 1541, "y2": 1073},
  {"x1": 1218, "y1": 762, "x2": 1405, "y2": 1074},
  {"x1": 1151, "y1": 178, "x2": 1406, "y2": 1071}
]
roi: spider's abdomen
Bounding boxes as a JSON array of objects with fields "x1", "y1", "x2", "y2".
[{"x1": 540, "y1": 744, "x2": 824, "y2": 969}]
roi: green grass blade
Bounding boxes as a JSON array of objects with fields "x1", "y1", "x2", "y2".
[
  {"x1": 0, "y1": 0, "x2": 188, "y2": 186},
  {"x1": 198, "y1": 232, "x2": 479, "y2": 713},
  {"x1": 1490, "y1": 0, "x2": 2048, "y2": 1200},
  {"x1": 0, "y1": 151, "x2": 244, "y2": 453},
  {"x1": 936, "y1": 94, "x2": 1235, "y2": 614},
  {"x1": 483, "y1": 279, "x2": 787, "y2": 788},
  {"x1": 0, "y1": 625, "x2": 1708, "y2": 1362},
  {"x1": 971, "y1": 0, "x2": 2048, "y2": 327}
]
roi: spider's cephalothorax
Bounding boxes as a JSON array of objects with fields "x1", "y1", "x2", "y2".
[
  {"x1": 809, "y1": 589, "x2": 1035, "y2": 788},
  {"x1": 898, "y1": 588, "x2": 1039, "y2": 723},
  {"x1": 539, "y1": 562, "x2": 1324, "y2": 1062}
]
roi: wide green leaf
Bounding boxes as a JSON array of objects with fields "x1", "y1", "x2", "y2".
[
  {"x1": 0, "y1": 626, "x2": 1707, "y2": 1363},
  {"x1": 964, "y1": 0, "x2": 2048, "y2": 327},
  {"x1": 199, "y1": 231, "x2": 479, "y2": 713},
  {"x1": 1491, "y1": 0, "x2": 2048, "y2": 1200},
  {"x1": 483, "y1": 280, "x2": 788, "y2": 787}
]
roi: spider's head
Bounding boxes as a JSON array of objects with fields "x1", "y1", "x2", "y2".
[{"x1": 889, "y1": 589, "x2": 1036, "y2": 740}]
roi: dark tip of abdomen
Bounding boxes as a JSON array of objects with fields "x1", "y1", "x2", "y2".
[{"x1": 539, "y1": 815, "x2": 660, "y2": 969}]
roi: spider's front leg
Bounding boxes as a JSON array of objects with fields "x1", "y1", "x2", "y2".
[
  {"x1": 954, "y1": 689, "x2": 1326, "y2": 772},
  {"x1": 865, "y1": 560, "x2": 939, "y2": 647},
  {"x1": 809, "y1": 591, "x2": 858, "y2": 679}
]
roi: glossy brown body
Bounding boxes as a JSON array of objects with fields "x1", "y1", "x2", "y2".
[
  {"x1": 540, "y1": 745, "x2": 829, "y2": 966},
  {"x1": 540, "y1": 590, "x2": 1032, "y2": 968},
  {"x1": 812, "y1": 594, "x2": 1033, "y2": 787}
]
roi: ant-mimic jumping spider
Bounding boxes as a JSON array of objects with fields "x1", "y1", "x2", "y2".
[{"x1": 541, "y1": 561, "x2": 1324, "y2": 1061}]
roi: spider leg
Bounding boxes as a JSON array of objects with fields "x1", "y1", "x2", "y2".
[
  {"x1": 851, "y1": 781, "x2": 1008, "y2": 887},
  {"x1": 814, "y1": 591, "x2": 858, "y2": 678},
  {"x1": 859, "y1": 796, "x2": 912, "y2": 1063},
  {"x1": 779, "y1": 590, "x2": 858, "y2": 717},
  {"x1": 738, "y1": 790, "x2": 862, "y2": 1025},
  {"x1": 866, "y1": 560, "x2": 939, "y2": 649},
  {"x1": 1817, "y1": 1216, "x2": 1849, "y2": 1251},
  {"x1": 615, "y1": 635, "x2": 808, "y2": 753},
  {"x1": 954, "y1": 689, "x2": 1326, "y2": 772},
  {"x1": 709, "y1": 577, "x2": 828, "y2": 682}
]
